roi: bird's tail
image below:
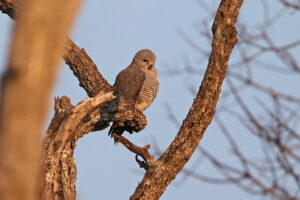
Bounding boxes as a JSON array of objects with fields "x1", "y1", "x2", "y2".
[{"x1": 108, "y1": 122, "x2": 125, "y2": 144}]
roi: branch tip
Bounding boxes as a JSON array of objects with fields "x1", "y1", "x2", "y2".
[{"x1": 112, "y1": 133, "x2": 155, "y2": 170}]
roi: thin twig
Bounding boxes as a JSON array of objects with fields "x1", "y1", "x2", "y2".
[{"x1": 113, "y1": 134, "x2": 155, "y2": 170}]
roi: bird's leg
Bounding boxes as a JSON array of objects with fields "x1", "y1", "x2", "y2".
[{"x1": 112, "y1": 133, "x2": 155, "y2": 170}]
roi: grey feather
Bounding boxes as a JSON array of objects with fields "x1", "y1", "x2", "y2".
[{"x1": 109, "y1": 49, "x2": 159, "y2": 139}]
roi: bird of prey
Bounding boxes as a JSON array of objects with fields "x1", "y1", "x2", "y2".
[{"x1": 109, "y1": 49, "x2": 159, "y2": 138}]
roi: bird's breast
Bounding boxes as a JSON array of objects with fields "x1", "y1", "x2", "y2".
[{"x1": 135, "y1": 74, "x2": 159, "y2": 111}]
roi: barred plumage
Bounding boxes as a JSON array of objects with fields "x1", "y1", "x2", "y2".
[
  {"x1": 109, "y1": 49, "x2": 159, "y2": 139},
  {"x1": 135, "y1": 73, "x2": 159, "y2": 111}
]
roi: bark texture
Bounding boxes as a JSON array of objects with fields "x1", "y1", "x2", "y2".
[
  {"x1": 0, "y1": 0, "x2": 244, "y2": 199},
  {"x1": 0, "y1": 1, "x2": 147, "y2": 199},
  {"x1": 130, "y1": 0, "x2": 244, "y2": 199},
  {"x1": 0, "y1": 0, "x2": 80, "y2": 199},
  {"x1": 0, "y1": 0, "x2": 17, "y2": 19},
  {"x1": 0, "y1": 0, "x2": 112, "y2": 97},
  {"x1": 41, "y1": 92, "x2": 115, "y2": 200},
  {"x1": 63, "y1": 39, "x2": 113, "y2": 97},
  {"x1": 40, "y1": 92, "x2": 146, "y2": 199}
]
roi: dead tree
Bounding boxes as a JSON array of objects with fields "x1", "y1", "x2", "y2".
[{"x1": 0, "y1": 0, "x2": 244, "y2": 199}]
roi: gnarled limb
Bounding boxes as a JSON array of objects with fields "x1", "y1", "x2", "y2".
[
  {"x1": 41, "y1": 92, "x2": 115, "y2": 200},
  {"x1": 41, "y1": 91, "x2": 147, "y2": 199},
  {"x1": 0, "y1": 1, "x2": 148, "y2": 199},
  {"x1": 113, "y1": 134, "x2": 154, "y2": 170},
  {"x1": 63, "y1": 39, "x2": 113, "y2": 97},
  {"x1": 0, "y1": 0, "x2": 244, "y2": 200},
  {"x1": 0, "y1": 0, "x2": 112, "y2": 97}
]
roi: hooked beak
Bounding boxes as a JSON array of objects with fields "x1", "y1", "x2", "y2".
[{"x1": 147, "y1": 61, "x2": 154, "y2": 70}]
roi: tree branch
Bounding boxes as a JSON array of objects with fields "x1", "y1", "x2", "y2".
[
  {"x1": 113, "y1": 134, "x2": 155, "y2": 170},
  {"x1": 0, "y1": 0, "x2": 244, "y2": 199},
  {"x1": 0, "y1": 0, "x2": 17, "y2": 19},
  {"x1": 41, "y1": 92, "x2": 115, "y2": 200},
  {"x1": 0, "y1": 1, "x2": 148, "y2": 199},
  {"x1": 63, "y1": 39, "x2": 113, "y2": 97},
  {"x1": 130, "y1": 0, "x2": 244, "y2": 199},
  {"x1": 0, "y1": 0, "x2": 113, "y2": 97},
  {"x1": 40, "y1": 89, "x2": 148, "y2": 200}
]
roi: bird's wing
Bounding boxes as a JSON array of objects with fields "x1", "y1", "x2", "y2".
[{"x1": 114, "y1": 64, "x2": 146, "y2": 105}]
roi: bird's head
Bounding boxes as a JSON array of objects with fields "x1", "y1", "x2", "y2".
[{"x1": 132, "y1": 49, "x2": 157, "y2": 74}]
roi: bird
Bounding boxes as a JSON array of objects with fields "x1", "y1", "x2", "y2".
[{"x1": 108, "y1": 49, "x2": 159, "y2": 139}]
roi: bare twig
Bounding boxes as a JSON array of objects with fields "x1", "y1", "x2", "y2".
[
  {"x1": 279, "y1": 0, "x2": 300, "y2": 10},
  {"x1": 113, "y1": 134, "x2": 155, "y2": 170}
]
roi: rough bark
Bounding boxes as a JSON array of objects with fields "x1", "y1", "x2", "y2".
[
  {"x1": 130, "y1": 0, "x2": 244, "y2": 199},
  {"x1": 0, "y1": 0, "x2": 17, "y2": 19},
  {"x1": 0, "y1": 1, "x2": 147, "y2": 199},
  {"x1": 0, "y1": 0, "x2": 112, "y2": 97},
  {"x1": 0, "y1": 0, "x2": 80, "y2": 199},
  {"x1": 63, "y1": 39, "x2": 113, "y2": 97},
  {"x1": 41, "y1": 92, "x2": 115, "y2": 200},
  {"x1": 0, "y1": 0, "x2": 243, "y2": 199},
  {"x1": 41, "y1": 92, "x2": 146, "y2": 200}
]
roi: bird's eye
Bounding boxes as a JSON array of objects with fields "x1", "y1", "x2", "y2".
[{"x1": 143, "y1": 59, "x2": 148, "y2": 63}]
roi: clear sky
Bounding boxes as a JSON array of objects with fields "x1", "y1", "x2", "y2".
[{"x1": 0, "y1": 0, "x2": 299, "y2": 199}]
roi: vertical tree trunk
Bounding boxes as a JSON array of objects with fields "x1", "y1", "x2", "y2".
[{"x1": 0, "y1": 0, "x2": 81, "y2": 199}]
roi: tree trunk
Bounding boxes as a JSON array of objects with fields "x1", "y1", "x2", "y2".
[{"x1": 0, "y1": 0, "x2": 80, "y2": 199}]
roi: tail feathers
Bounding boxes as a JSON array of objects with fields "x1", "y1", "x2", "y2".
[{"x1": 108, "y1": 122, "x2": 125, "y2": 143}]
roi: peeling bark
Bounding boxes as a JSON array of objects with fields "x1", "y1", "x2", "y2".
[
  {"x1": 0, "y1": 2, "x2": 147, "y2": 198},
  {"x1": 0, "y1": 0, "x2": 244, "y2": 199},
  {"x1": 40, "y1": 92, "x2": 147, "y2": 199},
  {"x1": 41, "y1": 92, "x2": 115, "y2": 200}
]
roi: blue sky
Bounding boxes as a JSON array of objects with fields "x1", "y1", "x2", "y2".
[{"x1": 0, "y1": 0, "x2": 299, "y2": 199}]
